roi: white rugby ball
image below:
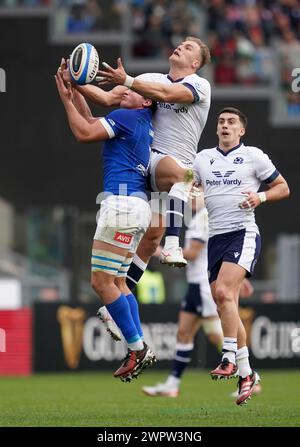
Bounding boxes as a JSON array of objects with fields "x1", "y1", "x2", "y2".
[{"x1": 69, "y1": 43, "x2": 99, "y2": 85}]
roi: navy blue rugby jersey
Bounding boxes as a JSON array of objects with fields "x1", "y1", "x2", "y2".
[{"x1": 100, "y1": 108, "x2": 153, "y2": 196}]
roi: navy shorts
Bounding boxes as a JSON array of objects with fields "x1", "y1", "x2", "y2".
[
  {"x1": 180, "y1": 283, "x2": 218, "y2": 318},
  {"x1": 207, "y1": 229, "x2": 261, "y2": 284}
]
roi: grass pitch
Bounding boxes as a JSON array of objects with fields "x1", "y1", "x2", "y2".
[{"x1": 0, "y1": 370, "x2": 299, "y2": 427}]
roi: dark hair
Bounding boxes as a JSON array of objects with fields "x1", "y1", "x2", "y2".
[
  {"x1": 145, "y1": 100, "x2": 158, "y2": 115},
  {"x1": 218, "y1": 107, "x2": 248, "y2": 128}
]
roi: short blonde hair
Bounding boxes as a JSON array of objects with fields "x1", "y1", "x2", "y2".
[{"x1": 185, "y1": 36, "x2": 211, "y2": 69}]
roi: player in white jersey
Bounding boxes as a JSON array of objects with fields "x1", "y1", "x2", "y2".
[
  {"x1": 193, "y1": 107, "x2": 290, "y2": 405},
  {"x1": 70, "y1": 37, "x2": 211, "y2": 279},
  {"x1": 142, "y1": 199, "x2": 257, "y2": 398},
  {"x1": 142, "y1": 201, "x2": 223, "y2": 398}
]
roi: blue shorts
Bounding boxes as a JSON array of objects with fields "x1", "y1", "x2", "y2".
[
  {"x1": 180, "y1": 283, "x2": 218, "y2": 318},
  {"x1": 207, "y1": 229, "x2": 261, "y2": 284}
]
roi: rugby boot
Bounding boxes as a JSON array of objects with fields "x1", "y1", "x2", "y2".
[
  {"x1": 97, "y1": 306, "x2": 122, "y2": 341},
  {"x1": 159, "y1": 247, "x2": 187, "y2": 268},
  {"x1": 210, "y1": 358, "x2": 238, "y2": 380},
  {"x1": 142, "y1": 382, "x2": 179, "y2": 398},
  {"x1": 236, "y1": 370, "x2": 261, "y2": 406},
  {"x1": 114, "y1": 343, "x2": 156, "y2": 382}
]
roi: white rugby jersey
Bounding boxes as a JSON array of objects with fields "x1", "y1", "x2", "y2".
[
  {"x1": 137, "y1": 73, "x2": 211, "y2": 166},
  {"x1": 193, "y1": 143, "x2": 279, "y2": 236},
  {"x1": 185, "y1": 208, "x2": 209, "y2": 284}
]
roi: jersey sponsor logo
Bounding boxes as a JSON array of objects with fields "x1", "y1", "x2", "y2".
[
  {"x1": 206, "y1": 178, "x2": 242, "y2": 186},
  {"x1": 233, "y1": 157, "x2": 244, "y2": 164},
  {"x1": 114, "y1": 232, "x2": 133, "y2": 245},
  {"x1": 158, "y1": 102, "x2": 188, "y2": 114},
  {"x1": 207, "y1": 170, "x2": 241, "y2": 186},
  {"x1": 212, "y1": 170, "x2": 235, "y2": 178}
]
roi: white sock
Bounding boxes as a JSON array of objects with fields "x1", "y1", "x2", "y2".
[
  {"x1": 236, "y1": 346, "x2": 252, "y2": 378},
  {"x1": 222, "y1": 337, "x2": 237, "y2": 364},
  {"x1": 165, "y1": 375, "x2": 181, "y2": 388},
  {"x1": 222, "y1": 351, "x2": 236, "y2": 364},
  {"x1": 164, "y1": 236, "x2": 179, "y2": 250},
  {"x1": 128, "y1": 339, "x2": 144, "y2": 351},
  {"x1": 169, "y1": 180, "x2": 193, "y2": 202}
]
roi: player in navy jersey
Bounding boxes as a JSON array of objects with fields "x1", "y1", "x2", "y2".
[
  {"x1": 193, "y1": 107, "x2": 290, "y2": 405},
  {"x1": 55, "y1": 70, "x2": 157, "y2": 382}
]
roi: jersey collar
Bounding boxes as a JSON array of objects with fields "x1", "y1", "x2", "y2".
[
  {"x1": 167, "y1": 75, "x2": 184, "y2": 83},
  {"x1": 216, "y1": 142, "x2": 243, "y2": 156}
]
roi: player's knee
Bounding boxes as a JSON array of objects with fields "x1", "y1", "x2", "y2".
[
  {"x1": 168, "y1": 167, "x2": 191, "y2": 185},
  {"x1": 214, "y1": 285, "x2": 234, "y2": 308}
]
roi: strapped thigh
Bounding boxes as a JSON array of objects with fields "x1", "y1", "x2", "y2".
[{"x1": 91, "y1": 249, "x2": 125, "y2": 276}]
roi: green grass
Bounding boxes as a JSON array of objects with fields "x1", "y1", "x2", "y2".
[{"x1": 0, "y1": 370, "x2": 299, "y2": 427}]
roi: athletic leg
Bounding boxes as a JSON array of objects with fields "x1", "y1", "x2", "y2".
[
  {"x1": 153, "y1": 155, "x2": 194, "y2": 267},
  {"x1": 210, "y1": 262, "x2": 245, "y2": 379}
]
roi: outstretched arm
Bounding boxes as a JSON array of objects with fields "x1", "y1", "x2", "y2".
[
  {"x1": 55, "y1": 72, "x2": 109, "y2": 143},
  {"x1": 72, "y1": 89, "x2": 98, "y2": 124},
  {"x1": 75, "y1": 84, "x2": 126, "y2": 107},
  {"x1": 98, "y1": 58, "x2": 194, "y2": 103}
]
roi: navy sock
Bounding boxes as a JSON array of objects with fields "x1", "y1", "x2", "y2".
[
  {"x1": 171, "y1": 346, "x2": 193, "y2": 378},
  {"x1": 165, "y1": 196, "x2": 184, "y2": 237},
  {"x1": 106, "y1": 294, "x2": 140, "y2": 344},
  {"x1": 126, "y1": 293, "x2": 143, "y2": 339},
  {"x1": 126, "y1": 261, "x2": 145, "y2": 291}
]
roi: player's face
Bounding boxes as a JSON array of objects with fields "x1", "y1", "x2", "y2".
[
  {"x1": 120, "y1": 89, "x2": 147, "y2": 109},
  {"x1": 169, "y1": 40, "x2": 201, "y2": 71},
  {"x1": 217, "y1": 113, "x2": 245, "y2": 147}
]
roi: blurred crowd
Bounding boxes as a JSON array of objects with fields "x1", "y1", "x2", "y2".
[
  {"x1": 130, "y1": 0, "x2": 300, "y2": 115},
  {"x1": 0, "y1": 0, "x2": 51, "y2": 5},
  {"x1": 1, "y1": 0, "x2": 300, "y2": 115},
  {"x1": 61, "y1": 0, "x2": 124, "y2": 32},
  {"x1": 208, "y1": 0, "x2": 300, "y2": 86},
  {"x1": 131, "y1": 0, "x2": 205, "y2": 58}
]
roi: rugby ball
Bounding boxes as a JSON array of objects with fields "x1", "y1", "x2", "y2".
[{"x1": 69, "y1": 43, "x2": 99, "y2": 85}]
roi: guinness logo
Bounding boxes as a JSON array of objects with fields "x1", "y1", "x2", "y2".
[{"x1": 57, "y1": 306, "x2": 87, "y2": 369}]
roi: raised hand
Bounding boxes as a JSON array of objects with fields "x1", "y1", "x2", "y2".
[
  {"x1": 58, "y1": 57, "x2": 72, "y2": 84},
  {"x1": 96, "y1": 58, "x2": 127, "y2": 86},
  {"x1": 54, "y1": 70, "x2": 73, "y2": 104}
]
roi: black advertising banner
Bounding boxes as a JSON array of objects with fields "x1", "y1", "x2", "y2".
[
  {"x1": 33, "y1": 302, "x2": 300, "y2": 372},
  {"x1": 33, "y1": 302, "x2": 182, "y2": 372}
]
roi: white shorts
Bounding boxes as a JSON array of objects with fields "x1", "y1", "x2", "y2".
[
  {"x1": 94, "y1": 195, "x2": 151, "y2": 252},
  {"x1": 149, "y1": 150, "x2": 190, "y2": 192},
  {"x1": 149, "y1": 150, "x2": 192, "y2": 216}
]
